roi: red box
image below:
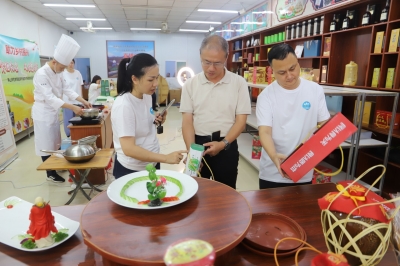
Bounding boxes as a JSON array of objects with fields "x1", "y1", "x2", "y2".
[
  {"x1": 252, "y1": 134, "x2": 261, "y2": 146},
  {"x1": 252, "y1": 146, "x2": 262, "y2": 159},
  {"x1": 281, "y1": 113, "x2": 357, "y2": 182},
  {"x1": 312, "y1": 164, "x2": 332, "y2": 184},
  {"x1": 375, "y1": 110, "x2": 400, "y2": 129}
]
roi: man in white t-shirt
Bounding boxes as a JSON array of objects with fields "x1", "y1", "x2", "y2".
[
  {"x1": 62, "y1": 59, "x2": 83, "y2": 137},
  {"x1": 256, "y1": 43, "x2": 330, "y2": 189}
]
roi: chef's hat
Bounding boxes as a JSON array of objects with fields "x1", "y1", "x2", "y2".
[{"x1": 53, "y1": 34, "x2": 80, "y2": 66}]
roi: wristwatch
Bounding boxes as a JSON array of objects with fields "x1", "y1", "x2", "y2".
[{"x1": 222, "y1": 139, "x2": 231, "y2": 150}]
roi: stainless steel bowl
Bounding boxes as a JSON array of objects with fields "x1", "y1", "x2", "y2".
[{"x1": 81, "y1": 108, "x2": 99, "y2": 120}]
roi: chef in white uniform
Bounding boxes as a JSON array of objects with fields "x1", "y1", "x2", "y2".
[{"x1": 32, "y1": 34, "x2": 91, "y2": 183}]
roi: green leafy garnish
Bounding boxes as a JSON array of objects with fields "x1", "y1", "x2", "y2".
[
  {"x1": 52, "y1": 232, "x2": 68, "y2": 242},
  {"x1": 21, "y1": 239, "x2": 36, "y2": 249}
]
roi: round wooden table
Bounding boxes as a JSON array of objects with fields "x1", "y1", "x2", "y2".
[{"x1": 80, "y1": 177, "x2": 252, "y2": 266}]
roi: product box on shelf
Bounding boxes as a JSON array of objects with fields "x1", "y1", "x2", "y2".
[
  {"x1": 371, "y1": 68, "x2": 380, "y2": 87},
  {"x1": 300, "y1": 68, "x2": 314, "y2": 81},
  {"x1": 295, "y1": 45, "x2": 304, "y2": 58},
  {"x1": 354, "y1": 100, "x2": 375, "y2": 125},
  {"x1": 374, "y1": 31, "x2": 385, "y2": 53},
  {"x1": 325, "y1": 96, "x2": 343, "y2": 114},
  {"x1": 375, "y1": 110, "x2": 400, "y2": 129},
  {"x1": 321, "y1": 65, "x2": 328, "y2": 83},
  {"x1": 385, "y1": 68, "x2": 395, "y2": 88},
  {"x1": 312, "y1": 164, "x2": 332, "y2": 184},
  {"x1": 323, "y1": 37, "x2": 331, "y2": 56},
  {"x1": 248, "y1": 67, "x2": 267, "y2": 84},
  {"x1": 280, "y1": 113, "x2": 357, "y2": 182},
  {"x1": 388, "y1": 29, "x2": 399, "y2": 53},
  {"x1": 303, "y1": 40, "x2": 321, "y2": 57}
]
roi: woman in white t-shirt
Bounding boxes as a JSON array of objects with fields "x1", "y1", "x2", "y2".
[
  {"x1": 88, "y1": 75, "x2": 101, "y2": 103},
  {"x1": 111, "y1": 54, "x2": 186, "y2": 179},
  {"x1": 62, "y1": 59, "x2": 83, "y2": 136}
]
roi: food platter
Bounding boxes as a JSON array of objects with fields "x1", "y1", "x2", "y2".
[
  {"x1": 0, "y1": 196, "x2": 79, "y2": 252},
  {"x1": 107, "y1": 170, "x2": 198, "y2": 209}
]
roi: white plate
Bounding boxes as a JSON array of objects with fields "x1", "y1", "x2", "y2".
[
  {"x1": 107, "y1": 170, "x2": 198, "y2": 209},
  {"x1": 0, "y1": 196, "x2": 80, "y2": 252}
]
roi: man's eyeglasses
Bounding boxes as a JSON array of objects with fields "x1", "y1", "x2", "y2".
[{"x1": 201, "y1": 60, "x2": 225, "y2": 68}]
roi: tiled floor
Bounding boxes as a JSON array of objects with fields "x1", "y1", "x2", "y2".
[{"x1": 0, "y1": 106, "x2": 259, "y2": 207}]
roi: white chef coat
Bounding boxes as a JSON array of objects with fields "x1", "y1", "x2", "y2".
[{"x1": 32, "y1": 63, "x2": 79, "y2": 156}]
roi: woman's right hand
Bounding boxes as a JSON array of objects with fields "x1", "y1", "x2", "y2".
[
  {"x1": 72, "y1": 105, "x2": 84, "y2": 116},
  {"x1": 165, "y1": 150, "x2": 187, "y2": 164}
]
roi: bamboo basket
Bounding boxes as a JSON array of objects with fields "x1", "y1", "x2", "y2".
[{"x1": 321, "y1": 165, "x2": 400, "y2": 265}]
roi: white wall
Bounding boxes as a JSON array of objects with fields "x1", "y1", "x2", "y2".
[
  {"x1": 72, "y1": 31, "x2": 205, "y2": 80},
  {"x1": 0, "y1": 0, "x2": 67, "y2": 57}
]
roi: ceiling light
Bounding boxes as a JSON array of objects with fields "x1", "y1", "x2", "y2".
[
  {"x1": 123, "y1": 6, "x2": 171, "y2": 10},
  {"x1": 44, "y1": 4, "x2": 96, "y2": 8},
  {"x1": 66, "y1": 18, "x2": 106, "y2": 21},
  {"x1": 179, "y1": 29, "x2": 209, "y2": 32},
  {"x1": 231, "y1": 22, "x2": 263, "y2": 25},
  {"x1": 130, "y1": 28, "x2": 161, "y2": 31},
  {"x1": 186, "y1": 21, "x2": 221, "y2": 24},
  {"x1": 198, "y1": 9, "x2": 238, "y2": 14},
  {"x1": 80, "y1": 27, "x2": 112, "y2": 30}
]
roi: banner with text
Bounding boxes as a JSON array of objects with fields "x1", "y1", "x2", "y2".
[
  {"x1": 0, "y1": 34, "x2": 39, "y2": 135},
  {"x1": 0, "y1": 77, "x2": 18, "y2": 170}
]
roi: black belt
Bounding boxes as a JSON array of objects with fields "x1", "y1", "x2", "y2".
[{"x1": 195, "y1": 135, "x2": 224, "y2": 143}]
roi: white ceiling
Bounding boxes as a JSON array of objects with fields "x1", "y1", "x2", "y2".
[{"x1": 11, "y1": 0, "x2": 266, "y2": 33}]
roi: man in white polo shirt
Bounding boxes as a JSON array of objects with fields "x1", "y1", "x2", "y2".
[
  {"x1": 256, "y1": 43, "x2": 330, "y2": 189},
  {"x1": 180, "y1": 35, "x2": 251, "y2": 189}
]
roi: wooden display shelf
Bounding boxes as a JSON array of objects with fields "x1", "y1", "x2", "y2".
[
  {"x1": 378, "y1": 87, "x2": 400, "y2": 92},
  {"x1": 358, "y1": 150, "x2": 400, "y2": 169},
  {"x1": 260, "y1": 41, "x2": 284, "y2": 47},
  {"x1": 285, "y1": 34, "x2": 322, "y2": 43},
  {"x1": 363, "y1": 124, "x2": 400, "y2": 139}
]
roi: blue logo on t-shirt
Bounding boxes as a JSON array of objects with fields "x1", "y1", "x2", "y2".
[
  {"x1": 150, "y1": 107, "x2": 154, "y2": 115},
  {"x1": 302, "y1": 101, "x2": 311, "y2": 110}
]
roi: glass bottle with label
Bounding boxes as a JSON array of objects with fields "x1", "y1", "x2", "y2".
[
  {"x1": 362, "y1": 5, "x2": 372, "y2": 26},
  {"x1": 330, "y1": 14, "x2": 338, "y2": 32},
  {"x1": 313, "y1": 17, "x2": 320, "y2": 35},
  {"x1": 296, "y1": 22, "x2": 301, "y2": 38},
  {"x1": 307, "y1": 19, "x2": 314, "y2": 36},
  {"x1": 342, "y1": 10, "x2": 350, "y2": 29},
  {"x1": 380, "y1": 0, "x2": 389, "y2": 22},
  {"x1": 286, "y1": 25, "x2": 291, "y2": 40},
  {"x1": 291, "y1": 24, "x2": 296, "y2": 39},
  {"x1": 302, "y1": 21, "x2": 307, "y2": 37},
  {"x1": 320, "y1": 16, "x2": 324, "y2": 34}
]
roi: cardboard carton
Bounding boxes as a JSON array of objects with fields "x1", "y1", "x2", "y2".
[
  {"x1": 169, "y1": 89, "x2": 181, "y2": 103},
  {"x1": 375, "y1": 110, "x2": 400, "y2": 129},
  {"x1": 280, "y1": 113, "x2": 357, "y2": 182},
  {"x1": 248, "y1": 67, "x2": 267, "y2": 84},
  {"x1": 354, "y1": 101, "x2": 375, "y2": 125},
  {"x1": 312, "y1": 164, "x2": 332, "y2": 184}
]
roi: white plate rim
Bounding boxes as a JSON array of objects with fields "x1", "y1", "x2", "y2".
[
  {"x1": 0, "y1": 196, "x2": 80, "y2": 252},
  {"x1": 107, "y1": 170, "x2": 198, "y2": 209}
]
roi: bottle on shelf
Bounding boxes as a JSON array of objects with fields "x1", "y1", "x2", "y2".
[
  {"x1": 302, "y1": 21, "x2": 307, "y2": 38},
  {"x1": 307, "y1": 19, "x2": 314, "y2": 36},
  {"x1": 330, "y1": 14, "x2": 338, "y2": 32},
  {"x1": 286, "y1": 25, "x2": 291, "y2": 40},
  {"x1": 342, "y1": 10, "x2": 351, "y2": 30},
  {"x1": 320, "y1": 16, "x2": 324, "y2": 34},
  {"x1": 313, "y1": 17, "x2": 320, "y2": 35},
  {"x1": 296, "y1": 22, "x2": 301, "y2": 38},
  {"x1": 362, "y1": 5, "x2": 372, "y2": 26},
  {"x1": 380, "y1": 0, "x2": 389, "y2": 22},
  {"x1": 291, "y1": 24, "x2": 296, "y2": 39}
]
